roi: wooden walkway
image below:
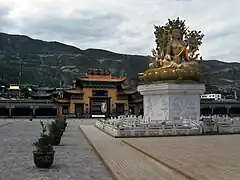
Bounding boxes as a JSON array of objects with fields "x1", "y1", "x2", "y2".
[
  {"x1": 80, "y1": 125, "x2": 188, "y2": 180},
  {"x1": 123, "y1": 135, "x2": 240, "y2": 180}
]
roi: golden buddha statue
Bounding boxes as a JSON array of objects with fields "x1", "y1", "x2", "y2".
[
  {"x1": 165, "y1": 28, "x2": 189, "y2": 64},
  {"x1": 139, "y1": 17, "x2": 204, "y2": 84}
]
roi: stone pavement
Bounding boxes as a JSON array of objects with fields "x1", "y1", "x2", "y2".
[
  {"x1": 0, "y1": 119, "x2": 112, "y2": 180},
  {"x1": 0, "y1": 119, "x2": 15, "y2": 127},
  {"x1": 81, "y1": 125, "x2": 188, "y2": 180},
  {"x1": 123, "y1": 135, "x2": 240, "y2": 180}
]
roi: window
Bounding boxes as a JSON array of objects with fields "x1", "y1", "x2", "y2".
[
  {"x1": 70, "y1": 95, "x2": 83, "y2": 100},
  {"x1": 92, "y1": 90, "x2": 108, "y2": 97}
]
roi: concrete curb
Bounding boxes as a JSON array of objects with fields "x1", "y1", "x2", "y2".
[
  {"x1": 78, "y1": 126, "x2": 118, "y2": 180},
  {"x1": 122, "y1": 139, "x2": 197, "y2": 180}
]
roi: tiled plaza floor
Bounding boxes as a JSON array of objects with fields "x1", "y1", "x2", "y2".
[
  {"x1": 0, "y1": 119, "x2": 112, "y2": 180},
  {"x1": 123, "y1": 135, "x2": 240, "y2": 180}
]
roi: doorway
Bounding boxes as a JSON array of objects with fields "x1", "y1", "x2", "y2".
[
  {"x1": 89, "y1": 97, "x2": 110, "y2": 116},
  {"x1": 116, "y1": 103, "x2": 124, "y2": 116},
  {"x1": 75, "y1": 103, "x2": 84, "y2": 117}
]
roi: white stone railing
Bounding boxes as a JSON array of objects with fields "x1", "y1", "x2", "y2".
[{"x1": 96, "y1": 115, "x2": 240, "y2": 137}]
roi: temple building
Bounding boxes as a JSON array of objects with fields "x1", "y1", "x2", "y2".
[
  {"x1": 55, "y1": 69, "x2": 135, "y2": 117},
  {"x1": 23, "y1": 86, "x2": 59, "y2": 99},
  {"x1": 7, "y1": 84, "x2": 21, "y2": 98}
]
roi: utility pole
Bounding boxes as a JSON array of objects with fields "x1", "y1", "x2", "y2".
[
  {"x1": 18, "y1": 58, "x2": 23, "y2": 98},
  {"x1": 7, "y1": 39, "x2": 23, "y2": 98},
  {"x1": 18, "y1": 57, "x2": 23, "y2": 85},
  {"x1": 57, "y1": 55, "x2": 63, "y2": 88}
]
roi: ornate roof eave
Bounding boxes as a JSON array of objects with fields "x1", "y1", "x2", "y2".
[
  {"x1": 31, "y1": 87, "x2": 56, "y2": 92},
  {"x1": 53, "y1": 98, "x2": 70, "y2": 103},
  {"x1": 63, "y1": 90, "x2": 84, "y2": 94},
  {"x1": 77, "y1": 77, "x2": 127, "y2": 83},
  {"x1": 28, "y1": 91, "x2": 53, "y2": 97},
  {"x1": 129, "y1": 99, "x2": 143, "y2": 104},
  {"x1": 117, "y1": 89, "x2": 137, "y2": 95}
]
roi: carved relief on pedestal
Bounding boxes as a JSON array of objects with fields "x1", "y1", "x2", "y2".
[
  {"x1": 143, "y1": 96, "x2": 151, "y2": 118},
  {"x1": 169, "y1": 94, "x2": 199, "y2": 120},
  {"x1": 139, "y1": 84, "x2": 205, "y2": 121},
  {"x1": 144, "y1": 95, "x2": 169, "y2": 120}
]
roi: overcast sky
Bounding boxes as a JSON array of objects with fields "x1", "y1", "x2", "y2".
[{"x1": 0, "y1": 0, "x2": 239, "y2": 62}]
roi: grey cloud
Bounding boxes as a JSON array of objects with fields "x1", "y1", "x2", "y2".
[
  {"x1": 205, "y1": 23, "x2": 240, "y2": 41},
  {"x1": 0, "y1": 0, "x2": 240, "y2": 62},
  {"x1": 19, "y1": 11, "x2": 126, "y2": 42},
  {"x1": 206, "y1": 31, "x2": 232, "y2": 41},
  {"x1": 0, "y1": 5, "x2": 14, "y2": 31}
]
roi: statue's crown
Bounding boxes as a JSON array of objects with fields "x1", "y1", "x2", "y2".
[{"x1": 166, "y1": 17, "x2": 186, "y2": 33}]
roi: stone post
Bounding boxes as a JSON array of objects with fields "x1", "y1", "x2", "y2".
[
  {"x1": 226, "y1": 106, "x2": 231, "y2": 115},
  {"x1": 32, "y1": 108, "x2": 36, "y2": 118},
  {"x1": 9, "y1": 108, "x2": 12, "y2": 118},
  {"x1": 211, "y1": 106, "x2": 214, "y2": 115}
]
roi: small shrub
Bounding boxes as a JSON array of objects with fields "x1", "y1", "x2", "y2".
[
  {"x1": 48, "y1": 121, "x2": 63, "y2": 137},
  {"x1": 33, "y1": 121, "x2": 54, "y2": 152}
]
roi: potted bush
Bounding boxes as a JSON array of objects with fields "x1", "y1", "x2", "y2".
[
  {"x1": 48, "y1": 120, "x2": 63, "y2": 146},
  {"x1": 33, "y1": 121, "x2": 55, "y2": 168},
  {"x1": 56, "y1": 116, "x2": 67, "y2": 132}
]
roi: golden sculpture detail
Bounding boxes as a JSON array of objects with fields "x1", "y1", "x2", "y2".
[{"x1": 139, "y1": 17, "x2": 204, "y2": 83}]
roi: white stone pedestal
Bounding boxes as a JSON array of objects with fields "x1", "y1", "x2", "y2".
[{"x1": 137, "y1": 83, "x2": 205, "y2": 121}]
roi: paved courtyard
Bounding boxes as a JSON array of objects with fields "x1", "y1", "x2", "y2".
[
  {"x1": 81, "y1": 125, "x2": 189, "y2": 180},
  {"x1": 0, "y1": 119, "x2": 112, "y2": 180},
  {"x1": 123, "y1": 135, "x2": 240, "y2": 180},
  {"x1": 2, "y1": 118, "x2": 240, "y2": 180},
  {"x1": 81, "y1": 125, "x2": 240, "y2": 180}
]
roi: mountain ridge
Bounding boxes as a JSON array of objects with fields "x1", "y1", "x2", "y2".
[{"x1": 0, "y1": 32, "x2": 239, "y2": 94}]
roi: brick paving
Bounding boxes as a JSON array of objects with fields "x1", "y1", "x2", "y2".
[
  {"x1": 124, "y1": 135, "x2": 240, "y2": 180},
  {"x1": 0, "y1": 119, "x2": 112, "y2": 180},
  {"x1": 81, "y1": 125, "x2": 188, "y2": 180}
]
